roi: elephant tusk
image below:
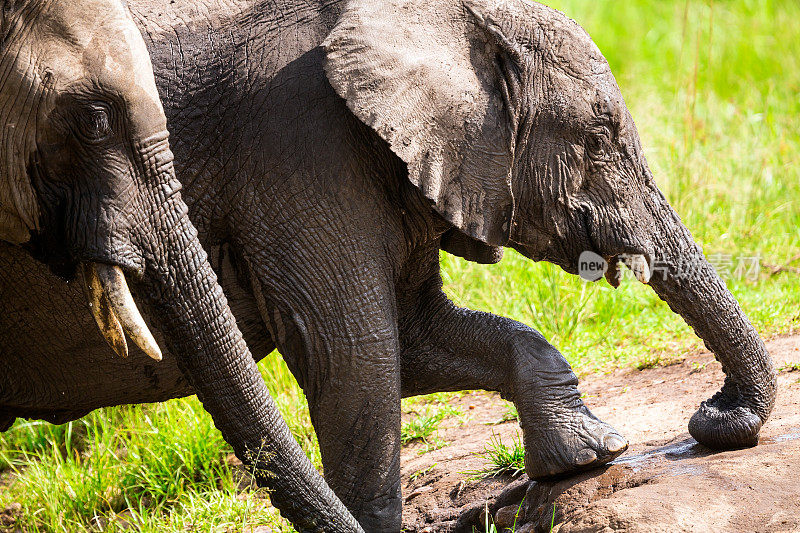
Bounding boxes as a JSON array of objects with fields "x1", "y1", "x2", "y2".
[
  {"x1": 604, "y1": 260, "x2": 622, "y2": 288},
  {"x1": 83, "y1": 263, "x2": 129, "y2": 358},
  {"x1": 84, "y1": 263, "x2": 163, "y2": 361},
  {"x1": 623, "y1": 254, "x2": 651, "y2": 284}
]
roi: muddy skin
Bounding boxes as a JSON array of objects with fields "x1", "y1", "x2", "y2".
[{"x1": 1, "y1": 0, "x2": 775, "y2": 530}]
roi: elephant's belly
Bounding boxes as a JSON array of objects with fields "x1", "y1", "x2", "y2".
[{"x1": 0, "y1": 243, "x2": 194, "y2": 423}]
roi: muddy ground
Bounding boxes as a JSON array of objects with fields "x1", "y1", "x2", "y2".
[{"x1": 400, "y1": 335, "x2": 800, "y2": 533}]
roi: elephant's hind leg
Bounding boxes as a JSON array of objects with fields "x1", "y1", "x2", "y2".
[{"x1": 397, "y1": 247, "x2": 628, "y2": 479}]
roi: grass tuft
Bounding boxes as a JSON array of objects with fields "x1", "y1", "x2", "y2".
[
  {"x1": 490, "y1": 402, "x2": 519, "y2": 425},
  {"x1": 401, "y1": 404, "x2": 463, "y2": 453},
  {"x1": 469, "y1": 433, "x2": 526, "y2": 480}
]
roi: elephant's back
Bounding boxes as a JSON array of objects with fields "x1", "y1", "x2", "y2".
[
  {"x1": 128, "y1": 0, "x2": 344, "y2": 64},
  {"x1": 129, "y1": 0, "x2": 352, "y2": 205}
]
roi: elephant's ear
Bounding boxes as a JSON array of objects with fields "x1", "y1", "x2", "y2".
[
  {"x1": 1, "y1": 2, "x2": 44, "y2": 245},
  {"x1": 0, "y1": 64, "x2": 42, "y2": 245},
  {"x1": 324, "y1": 0, "x2": 526, "y2": 245}
]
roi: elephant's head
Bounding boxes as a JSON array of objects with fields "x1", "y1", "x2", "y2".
[
  {"x1": 0, "y1": 0, "x2": 178, "y2": 359},
  {"x1": 1, "y1": 2, "x2": 363, "y2": 530},
  {"x1": 325, "y1": 0, "x2": 776, "y2": 450}
]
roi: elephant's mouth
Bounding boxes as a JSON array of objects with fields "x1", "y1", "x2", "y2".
[
  {"x1": 22, "y1": 231, "x2": 159, "y2": 360},
  {"x1": 81, "y1": 261, "x2": 163, "y2": 362},
  {"x1": 578, "y1": 208, "x2": 653, "y2": 287},
  {"x1": 22, "y1": 209, "x2": 145, "y2": 284},
  {"x1": 603, "y1": 252, "x2": 652, "y2": 286}
]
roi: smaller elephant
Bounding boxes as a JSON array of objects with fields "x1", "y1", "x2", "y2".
[{"x1": 0, "y1": 1, "x2": 362, "y2": 531}]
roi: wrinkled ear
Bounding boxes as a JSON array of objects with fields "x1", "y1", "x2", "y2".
[
  {"x1": 324, "y1": 0, "x2": 527, "y2": 246},
  {"x1": 0, "y1": 42, "x2": 42, "y2": 244}
]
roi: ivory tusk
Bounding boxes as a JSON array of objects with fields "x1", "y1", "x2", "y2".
[
  {"x1": 87, "y1": 263, "x2": 163, "y2": 361},
  {"x1": 624, "y1": 254, "x2": 651, "y2": 284},
  {"x1": 83, "y1": 263, "x2": 129, "y2": 358},
  {"x1": 604, "y1": 260, "x2": 622, "y2": 288}
]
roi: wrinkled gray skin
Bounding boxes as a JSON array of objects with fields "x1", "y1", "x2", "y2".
[
  {"x1": 0, "y1": 0, "x2": 776, "y2": 531},
  {"x1": 0, "y1": 1, "x2": 362, "y2": 531}
]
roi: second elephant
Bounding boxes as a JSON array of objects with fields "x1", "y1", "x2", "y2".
[{"x1": 1, "y1": 0, "x2": 776, "y2": 531}]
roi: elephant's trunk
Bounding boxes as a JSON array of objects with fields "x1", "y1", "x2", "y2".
[
  {"x1": 644, "y1": 183, "x2": 776, "y2": 449},
  {"x1": 134, "y1": 182, "x2": 363, "y2": 531}
]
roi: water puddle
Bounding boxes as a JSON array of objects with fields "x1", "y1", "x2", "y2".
[
  {"x1": 761, "y1": 429, "x2": 800, "y2": 444},
  {"x1": 611, "y1": 438, "x2": 700, "y2": 469},
  {"x1": 611, "y1": 429, "x2": 800, "y2": 474}
]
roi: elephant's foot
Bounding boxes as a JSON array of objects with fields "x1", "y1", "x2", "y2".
[
  {"x1": 344, "y1": 484, "x2": 402, "y2": 533},
  {"x1": 688, "y1": 386, "x2": 763, "y2": 449},
  {"x1": 521, "y1": 403, "x2": 627, "y2": 480}
]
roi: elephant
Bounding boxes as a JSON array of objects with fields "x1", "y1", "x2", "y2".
[
  {"x1": 1, "y1": 0, "x2": 777, "y2": 532},
  {"x1": 0, "y1": 1, "x2": 363, "y2": 531}
]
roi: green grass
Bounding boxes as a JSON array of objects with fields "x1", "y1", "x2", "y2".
[
  {"x1": 778, "y1": 362, "x2": 800, "y2": 373},
  {"x1": 474, "y1": 500, "x2": 549, "y2": 533},
  {"x1": 401, "y1": 403, "x2": 464, "y2": 454},
  {"x1": 2, "y1": 1, "x2": 799, "y2": 530},
  {"x1": 491, "y1": 402, "x2": 519, "y2": 425},
  {"x1": 467, "y1": 433, "x2": 527, "y2": 481},
  {"x1": 0, "y1": 354, "x2": 301, "y2": 532}
]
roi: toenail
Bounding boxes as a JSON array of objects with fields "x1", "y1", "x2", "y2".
[
  {"x1": 604, "y1": 434, "x2": 628, "y2": 453},
  {"x1": 574, "y1": 448, "x2": 597, "y2": 466}
]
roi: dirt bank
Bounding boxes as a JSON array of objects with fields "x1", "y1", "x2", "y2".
[{"x1": 401, "y1": 336, "x2": 800, "y2": 532}]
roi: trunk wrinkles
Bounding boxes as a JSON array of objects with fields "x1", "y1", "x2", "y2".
[{"x1": 646, "y1": 183, "x2": 776, "y2": 448}]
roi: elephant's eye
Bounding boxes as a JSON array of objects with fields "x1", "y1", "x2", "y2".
[
  {"x1": 586, "y1": 133, "x2": 606, "y2": 159},
  {"x1": 586, "y1": 124, "x2": 612, "y2": 162},
  {"x1": 77, "y1": 104, "x2": 113, "y2": 144}
]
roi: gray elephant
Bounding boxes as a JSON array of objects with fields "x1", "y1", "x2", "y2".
[
  {"x1": 0, "y1": 0, "x2": 777, "y2": 532},
  {"x1": 0, "y1": 1, "x2": 362, "y2": 531}
]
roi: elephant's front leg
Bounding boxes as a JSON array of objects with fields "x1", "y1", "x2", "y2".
[
  {"x1": 254, "y1": 263, "x2": 403, "y2": 532},
  {"x1": 398, "y1": 266, "x2": 627, "y2": 479},
  {"x1": 308, "y1": 339, "x2": 402, "y2": 532}
]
